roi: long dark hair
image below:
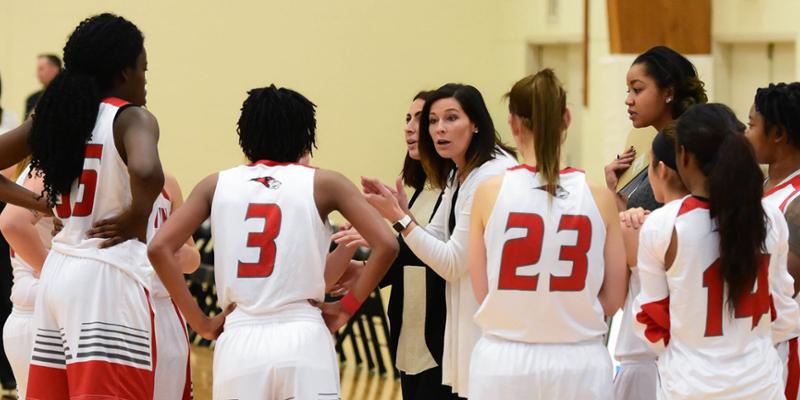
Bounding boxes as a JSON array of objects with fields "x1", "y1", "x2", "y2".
[
  {"x1": 29, "y1": 13, "x2": 144, "y2": 207},
  {"x1": 634, "y1": 46, "x2": 708, "y2": 118},
  {"x1": 675, "y1": 103, "x2": 766, "y2": 310},
  {"x1": 754, "y1": 82, "x2": 800, "y2": 148},
  {"x1": 506, "y1": 69, "x2": 566, "y2": 194},
  {"x1": 418, "y1": 83, "x2": 516, "y2": 189},
  {"x1": 401, "y1": 90, "x2": 434, "y2": 191}
]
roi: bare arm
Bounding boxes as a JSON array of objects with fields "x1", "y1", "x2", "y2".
[
  {"x1": 0, "y1": 174, "x2": 48, "y2": 273},
  {"x1": 591, "y1": 184, "x2": 628, "y2": 316},
  {"x1": 783, "y1": 197, "x2": 800, "y2": 295},
  {"x1": 148, "y1": 173, "x2": 232, "y2": 339},
  {"x1": 316, "y1": 170, "x2": 399, "y2": 302},
  {"x1": 467, "y1": 176, "x2": 502, "y2": 304},
  {"x1": 0, "y1": 121, "x2": 49, "y2": 212},
  {"x1": 164, "y1": 173, "x2": 201, "y2": 274},
  {"x1": 89, "y1": 107, "x2": 164, "y2": 247}
]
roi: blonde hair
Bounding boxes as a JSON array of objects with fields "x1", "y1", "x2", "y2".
[{"x1": 506, "y1": 68, "x2": 567, "y2": 194}]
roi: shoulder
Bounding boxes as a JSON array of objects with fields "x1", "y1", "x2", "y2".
[
  {"x1": 468, "y1": 152, "x2": 518, "y2": 186},
  {"x1": 163, "y1": 172, "x2": 180, "y2": 196},
  {"x1": 114, "y1": 106, "x2": 159, "y2": 134}
]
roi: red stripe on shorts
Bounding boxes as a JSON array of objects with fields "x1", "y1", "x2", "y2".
[
  {"x1": 27, "y1": 364, "x2": 69, "y2": 400},
  {"x1": 787, "y1": 337, "x2": 799, "y2": 400}
]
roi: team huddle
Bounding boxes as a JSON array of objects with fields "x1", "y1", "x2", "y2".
[{"x1": 0, "y1": 11, "x2": 799, "y2": 400}]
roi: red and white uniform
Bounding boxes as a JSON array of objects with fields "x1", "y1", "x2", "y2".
[
  {"x1": 147, "y1": 189, "x2": 192, "y2": 400},
  {"x1": 633, "y1": 196, "x2": 799, "y2": 399},
  {"x1": 763, "y1": 170, "x2": 800, "y2": 400},
  {"x1": 470, "y1": 166, "x2": 613, "y2": 400},
  {"x1": 209, "y1": 160, "x2": 339, "y2": 400},
  {"x1": 28, "y1": 98, "x2": 156, "y2": 400},
  {"x1": 1, "y1": 165, "x2": 53, "y2": 399}
]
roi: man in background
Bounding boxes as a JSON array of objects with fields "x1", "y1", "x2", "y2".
[{"x1": 24, "y1": 54, "x2": 61, "y2": 118}]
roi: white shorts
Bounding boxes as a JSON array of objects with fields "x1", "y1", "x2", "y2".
[
  {"x1": 469, "y1": 335, "x2": 613, "y2": 400},
  {"x1": 3, "y1": 308, "x2": 34, "y2": 399},
  {"x1": 213, "y1": 313, "x2": 340, "y2": 400},
  {"x1": 777, "y1": 337, "x2": 800, "y2": 399},
  {"x1": 27, "y1": 251, "x2": 155, "y2": 400},
  {"x1": 153, "y1": 296, "x2": 192, "y2": 400},
  {"x1": 614, "y1": 360, "x2": 658, "y2": 400}
]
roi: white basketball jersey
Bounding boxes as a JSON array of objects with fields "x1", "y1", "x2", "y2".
[
  {"x1": 210, "y1": 161, "x2": 330, "y2": 319},
  {"x1": 473, "y1": 166, "x2": 608, "y2": 343},
  {"x1": 146, "y1": 189, "x2": 172, "y2": 298},
  {"x1": 764, "y1": 170, "x2": 800, "y2": 213},
  {"x1": 49, "y1": 97, "x2": 151, "y2": 285},
  {"x1": 8, "y1": 164, "x2": 54, "y2": 310},
  {"x1": 633, "y1": 196, "x2": 798, "y2": 397}
]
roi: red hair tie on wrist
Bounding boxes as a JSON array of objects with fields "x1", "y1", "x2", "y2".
[{"x1": 341, "y1": 293, "x2": 363, "y2": 315}]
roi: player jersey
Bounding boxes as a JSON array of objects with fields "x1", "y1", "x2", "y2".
[
  {"x1": 8, "y1": 164, "x2": 54, "y2": 310},
  {"x1": 473, "y1": 165, "x2": 608, "y2": 343},
  {"x1": 764, "y1": 170, "x2": 800, "y2": 213},
  {"x1": 145, "y1": 188, "x2": 172, "y2": 298},
  {"x1": 210, "y1": 161, "x2": 330, "y2": 323},
  {"x1": 633, "y1": 196, "x2": 798, "y2": 398},
  {"x1": 49, "y1": 97, "x2": 151, "y2": 286}
]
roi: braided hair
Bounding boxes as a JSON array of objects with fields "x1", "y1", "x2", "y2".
[
  {"x1": 754, "y1": 82, "x2": 800, "y2": 147},
  {"x1": 237, "y1": 85, "x2": 317, "y2": 163},
  {"x1": 29, "y1": 13, "x2": 143, "y2": 207}
]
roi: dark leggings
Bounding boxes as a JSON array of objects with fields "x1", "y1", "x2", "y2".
[{"x1": 400, "y1": 366, "x2": 465, "y2": 400}]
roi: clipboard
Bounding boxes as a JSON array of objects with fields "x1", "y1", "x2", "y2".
[{"x1": 617, "y1": 126, "x2": 658, "y2": 193}]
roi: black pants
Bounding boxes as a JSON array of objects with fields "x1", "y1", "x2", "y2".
[
  {"x1": 0, "y1": 203, "x2": 15, "y2": 386},
  {"x1": 400, "y1": 366, "x2": 464, "y2": 400}
]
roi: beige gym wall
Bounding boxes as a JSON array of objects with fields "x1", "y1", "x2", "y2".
[{"x1": 1, "y1": 0, "x2": 798, "y2": 198}]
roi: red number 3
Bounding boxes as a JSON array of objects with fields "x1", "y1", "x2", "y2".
[
  {"x1": 498, "y1": 213, "x2": 591, "y2": 292},
  {"x1": 55, "y1": 144, "x2": 103, "y2": 218},
  {"x1": 238, "y1": 203, "x2": 282, "y2": 278}
]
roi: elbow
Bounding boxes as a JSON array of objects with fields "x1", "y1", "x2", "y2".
[
  {"x1": 600, "y1": 291, "x2": 625, "y2": 317},
  {"x1": 374, "y1": 232, "x2": 400, "y2": 260}
]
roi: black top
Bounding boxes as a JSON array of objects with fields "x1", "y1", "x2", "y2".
[
  {"x1": 380, "y1": 189, "x2": 446, "y2": 367},
  {"x1": 622, "y1": 170, "x2": 662, "y2": 211},
  {"x1": 25, "y1": 90, "x2": 42, "y2": 119}
]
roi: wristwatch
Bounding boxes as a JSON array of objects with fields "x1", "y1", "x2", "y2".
[{"x1": 392, "y1": 215, "x2": 412, "y2": 233}]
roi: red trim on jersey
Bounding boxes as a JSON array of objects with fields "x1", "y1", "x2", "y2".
[
  {"x1": 247, "y1": 160, "x2": 318, "y2": 169},
  {"x1": 764, "y1": 174, "x2": 800, "y2": 197},
  {"x1": 508, "y1": 164, "x2": 585, "y2": 174},
  {"x1": 779, "y1": 190, "x2": 800, "y2": 212},
  {"x1": 171, "y1": 300, "x2": 193, "y2": 400},
  {"x1": 787, "y1": 337, "x2": 800, "y2": 400},
  {"x1": 27, "y1": 364, "x2": 69, "y2": 399},
  {"x1": 677, "y1": 196, "x2": 710, "y2": 217},
  {"x1": 771, "y1": 295, "x2": 778, "y2": 322},
  {"x1": 161, "y1": 188, "x2": 171, "y2": 201},
  {"x1": 84, "y1": 143, "x2": 103, "y2": 159},
  {"x1": 101, "y1": 97, "x2": 130, "y2": 107},
  {"x1": 635, "y1": 296, "x2": 671, "y2": 345}
]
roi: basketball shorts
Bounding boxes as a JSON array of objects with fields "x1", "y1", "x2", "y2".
[
  {"x1": 153, "y1": 296, "x2": 192, "y2": 400},
  {"x1": 3, "y1": 307, "x2": 34, "y2": 399}
]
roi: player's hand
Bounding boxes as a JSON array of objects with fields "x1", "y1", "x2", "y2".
[
  {"x1": 619, "y1": 207, "x2": 649, "y2": 229},
  {"x1": 604, "y1": 147, "x2": 636, "y2": 191},
  {"x1": 87, "y1": 208, "x2": 147, "y2": 248},
  {"x1": 51, "y1": 218, "x2": 64, "y2": 236},
  {"x1": 316, "y1": 301, "x2": 352, "y2": 333},
  {"x1": 332, "y1": 227, "x2": 369, "y2": 249},
  {"x1": 196, "y1": 304, "x2": 236, "y2": 340},
  {"x1": 328, "y1": 261, "x2": 365, "y2": 297},
  {"x1": 361, "y1": 177, "x2": 405, "y2": 222}
]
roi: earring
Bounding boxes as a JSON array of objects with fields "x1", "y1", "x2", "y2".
[
  {"x1": 473, "y1": 130, "x2": 479, "y2": 134},
  {"x1": 666, "y1": 97, "x2": 672, "y2": 103}
]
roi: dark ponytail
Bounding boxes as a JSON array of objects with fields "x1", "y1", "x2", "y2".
[
  {"x1": 29, "y1": 71, "x2": 101, "y2": 205},
  {"x1": 27, "y1": 13, "x2": 143, "y2": 207},
  {"x1": 676, "y1": 103, "x2": 766, "y2": 310}
]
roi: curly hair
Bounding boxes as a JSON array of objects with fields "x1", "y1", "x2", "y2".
[
  {"x1": 29, "y1": 13, "x2": 143, "y2": 207},
  {"x1": 754, "y1": 82, "x2": 800, "y2": 148},
  {"x1": 237, "y1": 85, "x2": 317, "y2": 163}
]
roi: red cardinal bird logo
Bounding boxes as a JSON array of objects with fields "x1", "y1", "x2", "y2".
[{"x1": 251, "y1": 176, "x2": 282, "y2": 190}]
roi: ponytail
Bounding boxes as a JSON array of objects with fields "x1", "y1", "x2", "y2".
[
  {"x1": 506, "y1": 68, "x2": 567, "y2": 194},
  {"x1": 676, "y1": 103, "x2": 766, "y2": 310},
  {"x1": 29, "y1": 70, "x2": 101, "y2": 207}
]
